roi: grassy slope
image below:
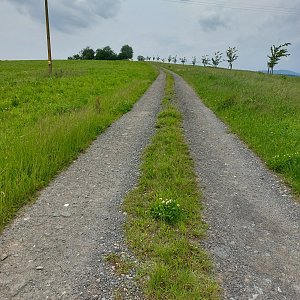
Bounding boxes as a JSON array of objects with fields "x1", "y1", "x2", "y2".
[
  {"x1": 167, "y1": 65, "x2": 300, "y2": 196},
  {"x1": 0, "y1": 60, "x2": 158, "y2": 231},
  {"x1": 124, "y1": 73, "x2": 219, "y2": 299}
]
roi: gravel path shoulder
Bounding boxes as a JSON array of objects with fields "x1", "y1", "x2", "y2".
[
  {"x1": 173, "y1": 73, "x2": 300, "y2": 300},
  {"x1": 0, "y1": 72, "x2": 165, "y2": 300}
]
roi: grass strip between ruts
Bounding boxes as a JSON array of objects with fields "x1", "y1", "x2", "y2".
[{"x1": 123, "y1": 72, "x2": 220, "y2": 299}]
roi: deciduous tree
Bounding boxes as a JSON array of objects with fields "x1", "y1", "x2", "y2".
[
  {"x1": 95, "y1": 46, "x2": 117, "y2": 60},
  {"x1": 211, "y1": 51, "x2": 223, "y2": 67},
  {"x1": 137, "y1": 55, "x2": 145, "y2": 61},
  {"x1": 267, "y1": 43, "x2": 291, "y2": 74},
  {"x1": 226, "y1": 46, "x2": 238, "y2": 70},
  {"x1": 118, "y1": 45, "x2": 133, "y2": 60},
  {"x1": 201, "y1": 55, "x2": 210, "y2": 67},
  {"x1": 180, "y1": 57, "x2": 187, "y2": 65},
  {"x1": 80, "y1": 46, "x2": 95, "y2": 60},
  {"x1": 192, "y1": 56, "x2": 197, "y2": 66}
]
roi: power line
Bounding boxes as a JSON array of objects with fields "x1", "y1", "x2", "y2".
[
  {"x1": 162, "y1": 0, "x2": 297, "y2": 15},
  {"x1": 164, "y1": 0, "x2": 296, "y2": 13}
]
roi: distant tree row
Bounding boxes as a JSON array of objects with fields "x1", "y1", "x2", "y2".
[
  {"x1": 200, "y1": 47, "x2": 238, "y2": 69},
  {"x1": 138, "y1": 46, "x2": 238, "y2": 69},
  {"x1": 138, "y1": 42, "x2": 291, "y2": 74},
  {"x1": 68, "y1": 45, "x2": 133, "y2": 61}
]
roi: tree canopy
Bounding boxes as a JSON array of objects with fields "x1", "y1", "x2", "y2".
[
  {"x1": 211, "y1": 51, "x2": 223, "y2": 67},
  {"x1": 95, "y1": 46, "x2": 117, "y2": 60},
  {"x1": 267, "y1": 43, "x2": 291, "y2": 74},
  {"x1": 226, "y1": 46, "x2": 238, "y2": 70},
  {"x1": 68, "y1": 45, "x2": 134, "y2": 61},
  {"x1": 80, "y1": 47, "x2": 95, "y2": 60},
  {"x1": 201, "y1": 55, "x2": 210, "y2": 67},
  {"x1": 137, "y1": 55, "x2": 145, "y2": 61},
  {"x1": 118, "y1": 45, "x2": 134, "y2": 60}
]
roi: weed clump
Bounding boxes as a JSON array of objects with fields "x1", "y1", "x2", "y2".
[{"x1": 150, "y1": 197, "x2": 182, "y2": 224}]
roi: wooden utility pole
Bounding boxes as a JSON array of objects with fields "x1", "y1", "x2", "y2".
[{"x1": 45, "y1": 0, "x2": 52, "y2": 75}]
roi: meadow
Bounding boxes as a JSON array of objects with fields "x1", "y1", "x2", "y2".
[
  {"x1": 0, "y1": 60, "x2": 158, "y2": 231},
  {"x1": 168, "y1": 65, "x2": 300, "y2": 196}
]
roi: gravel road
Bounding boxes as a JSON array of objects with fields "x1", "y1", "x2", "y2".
[
  {"x1": 174, "y1": 73, "x2": 300, "y2": 300},
  {"x1": 0, "y1": 72, "x2": 165, "y2": 300}
]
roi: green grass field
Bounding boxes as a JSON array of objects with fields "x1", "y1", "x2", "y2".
[
  {"x1": 168, "y1": 65, "x2": 300, "y2": 197},
  {"x1": 0, "y1": 60, "x2": 158, "y2": 231}
]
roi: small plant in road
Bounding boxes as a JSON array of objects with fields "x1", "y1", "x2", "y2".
[{"x1": 150, "y1": 197, "x2": 182, "y2": 224}]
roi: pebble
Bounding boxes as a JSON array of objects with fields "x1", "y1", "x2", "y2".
[
  {"x1": 61, "y1": 212, "x2": 71, "y2": 217},
  {"x1": 1, "y1": 253, "x2": 9, "y2": 261}
]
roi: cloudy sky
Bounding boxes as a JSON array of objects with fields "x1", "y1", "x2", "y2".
[{"x1": 1, "y1": 0, "x2": 299, "y2": 71}]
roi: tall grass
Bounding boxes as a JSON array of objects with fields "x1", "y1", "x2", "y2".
[
  {"x1": 124, "y1": 73, "x2": 220, "y2": 299},
  {"x1": 0, "y1": 60, "x2": 158, "y2": 231},
  {"x1": 168, "y1": 65, "x2": 300, "y2": 196}
]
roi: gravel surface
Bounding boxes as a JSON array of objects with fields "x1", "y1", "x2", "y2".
[
  {"x1": 174, "y1": 73, "x2": 300, "y2": 300},
  {"x1": 0, "y1": 72, "x2": 165, "y2": 300}
]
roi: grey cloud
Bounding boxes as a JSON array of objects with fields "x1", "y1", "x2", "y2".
[
  {"x1": 198, "y1": 14, "x2": 228, "y2": 32},
  {"x1": 9, "y1": 0, "x2": 122, "y2": 32}
]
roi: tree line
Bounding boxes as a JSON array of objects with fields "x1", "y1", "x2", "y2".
[
  {"x1": 138, "y1": 46, "x2": 239, "y2": 69},
  {"x1": 138, "y1": 43, "x2": 291, "y2": 74},
  {"x1": 68, "y1": 45, "x2": 134, "y2": 61}
]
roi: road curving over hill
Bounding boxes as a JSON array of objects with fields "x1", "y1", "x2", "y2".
[
  {"x1": 173, "y1": 72, "x2": 300, "y2": 300},
  {"x1": 0, "y1": 72, "x2": 165, "y2": 300}
]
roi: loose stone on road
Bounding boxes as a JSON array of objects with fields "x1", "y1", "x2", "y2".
[{"x1": 174, "y1": 72, "x2": 300, "y2": 300}]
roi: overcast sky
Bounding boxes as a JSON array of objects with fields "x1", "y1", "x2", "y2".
[{"x1": 1, "y1": 0, "x2": 299, "y2": 71}]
